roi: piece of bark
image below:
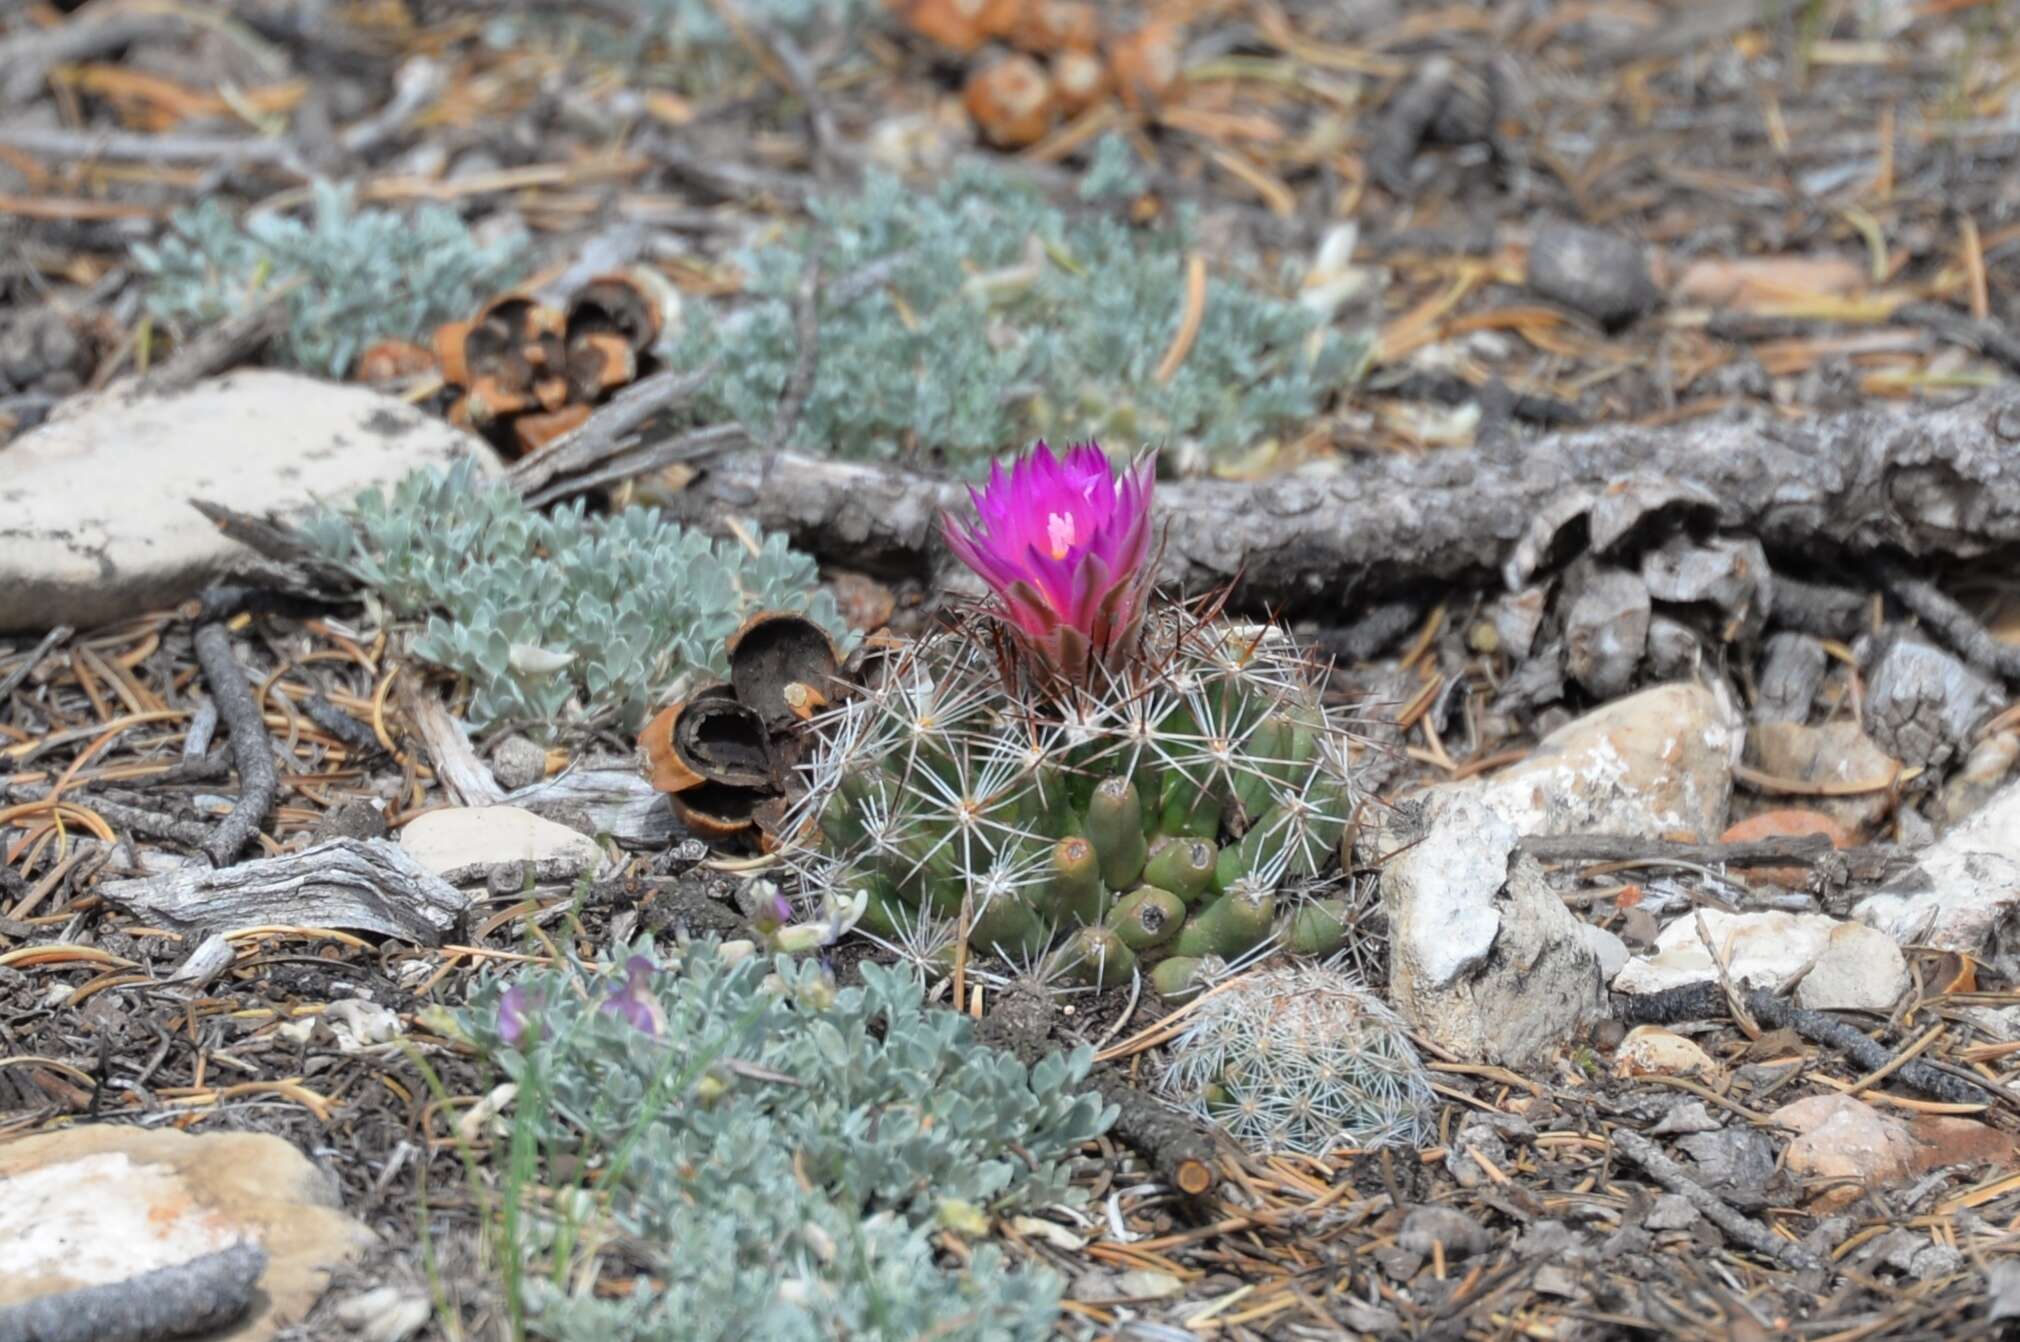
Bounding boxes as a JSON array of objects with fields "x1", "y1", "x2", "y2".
[
  {"x1": 1562, "y1": 567, "x2": 1648, "y2": 698},
  {"x1": 1769, "y1": 573, "x2": 1866, "y2": 639},
  {"x1": 1756, "y1": 632, "x2": 1828, "y2": 724},
  {"x1": 650, "y1": 387, "x2": 2020, "y2": 614},
  {"x1": 96, "y1": 838, "x2": 468, "y2": 943},
  {"x1": 1861, "y1": 632, "x2": 1998, "y2": 769},
  {"x1": 0, "y1": 1240, "x2": 267, "y2": 1342},
  {"x1": 502, "y1": 767, "x2": 683, "y2": 848},
  {"x1": 396, "y1": 675, "x2": 504, "y2": 806}
]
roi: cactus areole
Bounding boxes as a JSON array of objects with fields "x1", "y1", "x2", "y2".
[{"x1": 785, "y1": 440, "x2": 1367, "y2": 998}]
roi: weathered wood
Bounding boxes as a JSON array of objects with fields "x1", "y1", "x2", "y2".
[
  {"x1": 396, "y1": 672, "x2": 504, "y2": 807},
  {"x1": 501, "y1": 767, "x2": 684, "y2": 849},
  {"x1": 649, "y1": 387, "x2": 2020, "y2": 614},
  {"x1": 97, "y1": 838, "x2": 468, "y2": 943}
]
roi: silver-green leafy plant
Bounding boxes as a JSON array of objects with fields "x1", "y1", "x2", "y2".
[
  {"x1": 674, "y1": 164, "x2": 1363, "y2": 473},
  {"x1": 1155, "y1": 960, "x2": 1431, "y2": 1157},
  {"x1": 299, "y1": 460, "x2": 851, "y2": 737},
  {"x1": 461, "y1": 938, "x2": 1112, "y2": 1342},
  {"x1": 133, "y1": 179, "x2": 527, "y2": 378},
  {"x1": 473, "y1": 0, "x2": 874, "y2": 96}
]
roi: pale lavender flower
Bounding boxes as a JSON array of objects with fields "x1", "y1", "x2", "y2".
[
  {"x1": 498, "y1": 984, "x2": 543, "y2": 1048},
  {"x1": 600, "y1": 955, "x2": 665, "y2": 1036}
]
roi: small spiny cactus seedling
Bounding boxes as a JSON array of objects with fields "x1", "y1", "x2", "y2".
[
  {"x1": 1155, "y1": 960, "x2": 1432, "y2": 1156},
  {"x1": 781, "y1": 441, "x2": 1370, "y2": 996}
]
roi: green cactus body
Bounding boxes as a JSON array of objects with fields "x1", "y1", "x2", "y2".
[
  {"x1": 1173, "y1": 886, "x2": 1276, "y2": 960},
  {"x1": 1087, "y1": 777, "x2": 1148, "y2": 891},
  {"x1": 1143, "y1": 835, "x2": 1217, "y2": 906},
  {"x1": 1050, "y1": 925, "x2": 1138, "y2": 989},
  {"x1": 788, "y1": 614, "x2": 1366, "y2": 995},
  {"x1": 1282, "y1": 896, "x2": 1352, "y2": 957},
  {"x1": 1105, "y1": 886, "x2": 1185, "y2": 951}
]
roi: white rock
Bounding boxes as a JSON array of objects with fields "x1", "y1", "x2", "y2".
[
  {"x1": 400, "y1": 805, "x2": 605, "y2": 880},
  {"x1": 1798, "y1": 920, "x2": 1915, "y2": 1012},
  {"x1": 1581, "y1": 923, "x2": 1630, "y2": 985},
  {"x1": 1382, "y1": 789, "x2": 1604, "y2": 1069},
  {"x1": 324, "y1": 997, "x2": 402, "y2": 1052},
  {"x1": 1612, "y1": 909, "x2": 1909, "y2": 1011},
  {"x1": 0, "y1": 1126, "x2": 374, "y2": 1338},
  {"x1": 0, "y1": 369, "x2": 499, "y2": 631},
  {"x1": 1468, "y1": 682, "x2": 1740, "y2": 841},
  {"x1": 1614, "y1": 1025, "x2": 1717, "y2": 1079},
  {"x1": 1857, "y1": 776, "x2": 2020, "y2": 956},
  {"x1": 1772, "y1": 1093, "x2": 1916, "y2": 1189}
]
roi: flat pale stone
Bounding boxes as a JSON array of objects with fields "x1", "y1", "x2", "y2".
[
  {"x1": 0, "y1": 1125, "x2": 374, "y2": 1339},
  {"x1": 1466, "y1": 682, "x2": 1739, "y2": 841},
  {"x1": 1613, "y1": 909, "x2": 1909, "y2": 1011},
  {"x1": 0, "y1": 369, "x2": 500, "y2": 632},
  {"x1": 400, "y1": 804, "x2": 604, "y2": 879}
]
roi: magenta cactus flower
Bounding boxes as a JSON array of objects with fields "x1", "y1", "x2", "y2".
[{"x1": 941, "y1": 441, "x2": 1157, "y2": 680}]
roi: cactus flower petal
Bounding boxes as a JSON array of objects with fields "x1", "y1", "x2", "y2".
[{"x1": 941, "y1": 440, "x2": 1155, "y2": 679}]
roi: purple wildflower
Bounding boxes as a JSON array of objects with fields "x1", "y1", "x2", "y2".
[
  {"x1": 940, "y1": 440, "x2": 1156, "y2": 681},
  {"x1": 600, "y1": 955, "x2": 665, "y2": 1037},
  {"x1": 498, "y1": 985, "x2": 544, "y2": 1048}
]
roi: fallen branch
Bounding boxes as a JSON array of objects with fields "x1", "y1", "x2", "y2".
[
  {"x1": 0, "y1": 14, "x2": 198, "y2": 105},
  {"x1": 1616, "y1": 981, "x2": 2006, "y2": 1110},
  {"x1": 1609, "y1": 1127, "x2": 1824, "y2": 1274},
  {"x1": 1088, "y1": 1069, "x2": 1222, "y2": 1198},
  {"x1": 650, "y1": 386, "x2": 2020, "y2": 612},
  {"x1": 0, "y1": 1241, "x2": 266, "y2": 1342},
  {"x1": 302, "y1": 693, "x2": 382, "y2": 755},
  {"x1": 191, "y1": 619, "x2": 278, "y2": 867},
  {"x1": 1520, "y1": 833, "x2": 1912, "y2": 891},
  {"x1": 128, "y1": 294, "x2": 291, "y2": 398},
  {"x1": 394, "y1": 672, "x2": 503, "y2": 806}
]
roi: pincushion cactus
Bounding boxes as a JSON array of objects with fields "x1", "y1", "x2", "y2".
[
  {"x1": 1155, "y1": 961, "x2": 1432, "y2": 1156},
  {"x1": 782, "y1": 440, "x2": 1368, "y2": 996}
]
